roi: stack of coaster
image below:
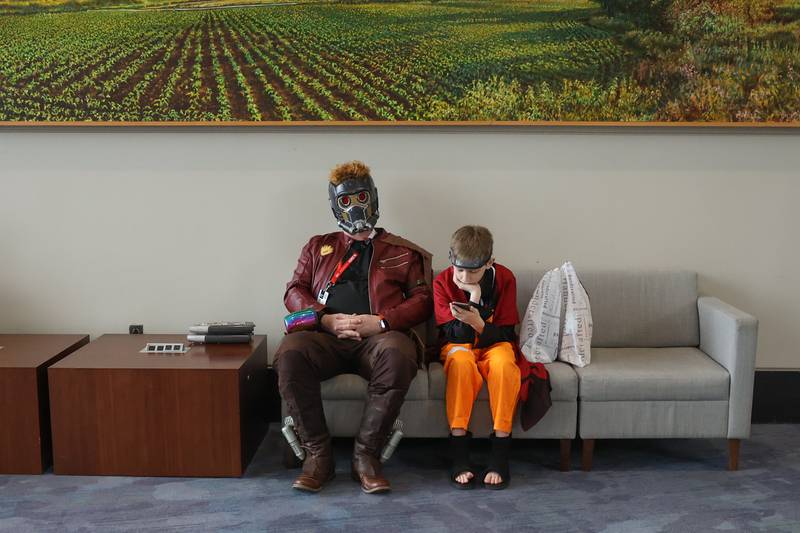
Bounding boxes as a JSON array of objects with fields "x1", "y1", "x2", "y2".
[{"x1": 187, "y1": 322, "x2": 255, "y2": 344}]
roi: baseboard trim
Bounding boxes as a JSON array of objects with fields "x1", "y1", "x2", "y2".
[{"x1": 752, "y1": 370, "x2": 800, "y2": 423}]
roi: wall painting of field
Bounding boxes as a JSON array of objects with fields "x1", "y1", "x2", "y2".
[{"x1": 1, "y1": 0, "x2": 799, "y2": 124}]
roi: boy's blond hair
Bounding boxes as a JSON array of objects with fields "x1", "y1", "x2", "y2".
[
  {"x1": 450, "y1": 225, "x2": 493, "y2": 265},
  {"x1": 329, "y1": 160, "x2": 372, "y2": 185}
]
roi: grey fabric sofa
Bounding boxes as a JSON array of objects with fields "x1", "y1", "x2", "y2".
[{"x1": 282, "y1": 269, "x2": 757, "y2": 472}]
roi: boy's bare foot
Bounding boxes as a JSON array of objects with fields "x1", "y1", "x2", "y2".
[
  {"x1": 483, "y1": 432, "x2": 511, "y2": 490},
  {"x1": 450, "y1": 431, "x2": 476, "y2": 489},
  {"x1": 483, "y1": 471, "x2": 503, "y2": 485},
  {"x1": 455, "y1": 471, "x2": 474, "y2": 485},
  {"x1": 485, "y1": 430, "x2": 508, "y2": 484}
]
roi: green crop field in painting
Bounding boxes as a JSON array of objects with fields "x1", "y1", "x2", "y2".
[{"x1": 0, "y1": 0, "x2": 798, "y2": 122}]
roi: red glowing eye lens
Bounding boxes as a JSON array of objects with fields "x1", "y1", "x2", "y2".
[
  {"x1": 340, "y1": 195, "x2": 351, "y2": 206},
  {"x1": 357, "y1": 192, "x2": 367, "y2": 202}
]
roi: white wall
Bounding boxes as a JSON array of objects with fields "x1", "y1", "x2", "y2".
[{"x1": 1, "y1": 127, "x2": 798, "y2": 369}]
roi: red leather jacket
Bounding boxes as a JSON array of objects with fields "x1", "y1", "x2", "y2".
[{"x1": 284, "y1": 228, "x2": 433, "y2": 331}]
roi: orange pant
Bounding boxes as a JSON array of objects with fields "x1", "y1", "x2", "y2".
[{"x1": 441, "y1": 341, "x2": 521, "y2": 434}]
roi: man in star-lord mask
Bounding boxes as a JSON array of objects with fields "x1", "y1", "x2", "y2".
[{"x1": 275, "y1": 161, "x2": 433, "y2": 494}]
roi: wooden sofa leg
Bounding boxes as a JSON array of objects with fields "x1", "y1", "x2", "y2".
[
  {"x1": 728, "y1": 439, "x2": 740, "y2": 471},
  {"x1": 559, "y1": 439, "x2": 571, "y2": 472},
  {"x1": 581, "y1": 439, "x2": 595, "y2": 472}
]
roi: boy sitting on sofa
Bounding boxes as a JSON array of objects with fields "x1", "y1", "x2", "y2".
[{"x1": 433, "y1": 225, "x2": 521, "y2": 490}]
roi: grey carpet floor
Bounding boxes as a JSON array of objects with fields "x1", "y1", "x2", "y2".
[{"x1": 1, "y1": 424, "x2": 798, "y2": 533}]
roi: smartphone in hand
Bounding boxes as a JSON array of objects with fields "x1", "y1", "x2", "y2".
[{"x1": 451, "y1": 302, "x2": 472, "y2": 310}]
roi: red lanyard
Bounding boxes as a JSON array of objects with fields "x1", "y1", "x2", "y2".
[{"x1": 327, "y1": 251, "x2": 359, "y2": 287}]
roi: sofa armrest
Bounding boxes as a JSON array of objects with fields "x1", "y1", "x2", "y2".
[{"x1": 698, "y1": 296, "x2": 758, "y2": 439}]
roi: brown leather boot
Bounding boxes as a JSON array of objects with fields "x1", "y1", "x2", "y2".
[
  {"x1": 351, "y1": 444, "x2": 390, "y2": 494},
  {"x1": 293, "y1": 436, "x2": 335, "y2": 493},
  {"x1": 350, "y1": 337, "x2": 417, "y2": 494},
  {"x1": 278, "y1": 357, "x2": 336, "y2": 493},
  {"x1": 350, "y1": 393, "x2": 403, "y2": 494}
]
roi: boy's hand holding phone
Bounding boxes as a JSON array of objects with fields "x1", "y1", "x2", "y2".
[{"x1": 449, "y1": 302, "x2": 485, "y2": 334}]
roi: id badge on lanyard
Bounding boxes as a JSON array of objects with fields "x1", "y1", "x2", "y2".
[
  {"x1": 317, "y1": 288, "x2": 330, "y2": 305},
  {"x1": 317, "y1": 250, "x2": 360, "y2": 305}
]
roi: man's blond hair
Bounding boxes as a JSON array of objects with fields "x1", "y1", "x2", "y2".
[{"x1": 450, "y1": 225, "x2": 493, "y2": 265}]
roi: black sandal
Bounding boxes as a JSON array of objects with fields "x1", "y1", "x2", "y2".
[
  {"x1": 483, "y1": 432, "x2": 511, "y2": 490},
  {"x1": 449, "y1": 432, "x2": 477, "y2": 490}
]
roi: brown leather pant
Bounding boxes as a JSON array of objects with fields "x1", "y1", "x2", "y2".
[{"x1": 274, "y1": 330, "x2": 418, "y2": 473}]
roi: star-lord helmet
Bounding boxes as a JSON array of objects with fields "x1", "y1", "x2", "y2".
[{"x1": 328, "y1": 176, "x2": 380, "y2": 234}]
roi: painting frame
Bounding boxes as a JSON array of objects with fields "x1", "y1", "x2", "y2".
[{"x1": 1, "y1": 121, "x2": 799, "y2": 127}]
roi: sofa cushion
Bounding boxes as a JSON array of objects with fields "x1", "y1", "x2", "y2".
[
  {"x1": 320, "y1": 368, "x2": 429, "y2": 401},
  {"x1": 428, "y1": 360, "x2": 577, "y2": 402},
  {"x1": 575, "y1": 347, "x2": 730, "y2": 401},
  {"x1": 577, "y1": 270, "x2": 699, "y2": 348}
]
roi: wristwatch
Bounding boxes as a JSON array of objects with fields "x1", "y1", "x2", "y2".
[{"x1": 379, "y1": 318, "x2": 389, "y2": 332}]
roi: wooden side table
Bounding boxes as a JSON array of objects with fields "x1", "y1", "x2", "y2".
[
  {"x1": 49, "y1": 334, "x2": 269, "y2": 477},
  {"x1": 0, "y1": 334, "x2": 89, "y2": 474}
]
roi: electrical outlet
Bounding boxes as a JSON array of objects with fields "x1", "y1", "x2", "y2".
[{"x1": 129, "y1": 324, "x2": 144, "y2": 334}]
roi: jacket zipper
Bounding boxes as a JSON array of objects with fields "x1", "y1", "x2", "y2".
[
  {"x1": 367, "y1": 241, "x2": 374, "y2": 314},
  {"x1": 379, "y1": 261, "x2": 409, "y2": 269},
  {"x1": 379, "y1": 252, "x2": 409, "y2": 263}
]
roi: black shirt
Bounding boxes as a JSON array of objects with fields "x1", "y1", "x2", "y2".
[
  {"x1": 323, "y1": 239, "x2": 373, "y2": 315},
  {"x1": 440, "y1": 267, "x2": 516, "y2": 349}
]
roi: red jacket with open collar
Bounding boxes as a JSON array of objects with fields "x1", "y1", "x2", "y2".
[{"x1": 283, "y1": 228, "x2": 433, "y2": 332}]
